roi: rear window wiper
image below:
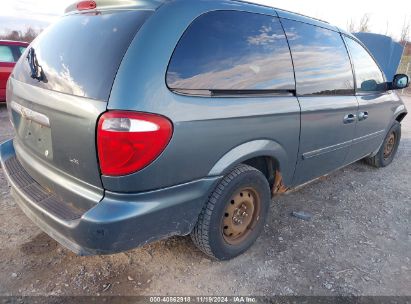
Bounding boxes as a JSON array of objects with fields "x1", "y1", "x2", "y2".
[{"x1": 26, "y1": 48, "x2": 46, "y2": 82}]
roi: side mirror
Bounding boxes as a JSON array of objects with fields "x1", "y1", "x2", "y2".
[{"x1": 391, "y1": 74, "x2": 409, "y2": 90}]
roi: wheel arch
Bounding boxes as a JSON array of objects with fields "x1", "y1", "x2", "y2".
[
  {"x1": 207, "y1": 140, "x2": 292, "y2": 188},
  {"x1": 393, "y1": 104, "x2": 407, "y2": 123},
  {"x1": 395, "y1": 112, "x2": 407, "y2": 123}
]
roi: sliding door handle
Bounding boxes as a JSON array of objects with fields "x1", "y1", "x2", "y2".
[
  {"x1": 343, "y1": 114, "x2": 356, "y2": 124},
  {"x1": 359, "y1": 111, "x2": 369, "y2": 121}
]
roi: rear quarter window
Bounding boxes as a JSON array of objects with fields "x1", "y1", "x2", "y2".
[
  {"x1": 166, "y1": 10, "x2": 295, "y2": 96},
  {"x1": 282, "y1": 20, "x2": 354, "y2": 96}
]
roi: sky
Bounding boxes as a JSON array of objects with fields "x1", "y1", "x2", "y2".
[{"x1": 0, "y1": 0, "x2": 410, "y2": 40}]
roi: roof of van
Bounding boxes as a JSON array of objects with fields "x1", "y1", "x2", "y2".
[
  {"x1": 65, "y1": 0, "x2": 169, "y2": 14},
  {"x1": 66, "y1": 0, "x2": 327, "y2": 22},
  {"x1": 64, "y1": 0, "x2": 353, "y2": 37}
]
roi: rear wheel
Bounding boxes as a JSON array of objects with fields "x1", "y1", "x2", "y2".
[
  {"x1": 191, "y1": 164, "x2": 270, "y2": 260},
  {"x1": 364, "y1": 121, "x2": 401, "y2": 168}
]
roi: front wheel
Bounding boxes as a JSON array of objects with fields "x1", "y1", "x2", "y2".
[
  {"x1": 364, "y1": 121, "x2": 401, "y2": 168},
  {"x1": 190, "y1": 164, "x2": 270, "y2": 260}
]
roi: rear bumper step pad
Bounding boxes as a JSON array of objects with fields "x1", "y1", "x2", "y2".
[{"x1": 5, "y1": 156, "x2": 83, "y2": 221}]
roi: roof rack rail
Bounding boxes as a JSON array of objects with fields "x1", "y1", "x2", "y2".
[
  {"x1": 229, "y1": 0, "x2": 274, "y2": 9},
  {"x1": 230, "y1": 0, "x2": 330, "y2": 24},
  {"x1": 276, "y1": 7, "x2": 330, "y2": 24}
]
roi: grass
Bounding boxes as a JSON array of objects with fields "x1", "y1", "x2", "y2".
[
  {"x1": 398, "y1": 55, "x2": 411, "y2": 95},
  {"x1": 398, "y1": 55, "x2": 411, "y2": 74}
]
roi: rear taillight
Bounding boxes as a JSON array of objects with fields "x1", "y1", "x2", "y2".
[
  {"x1": 77, "y1": 1, "x2": 97, "y2": 11},
  {"x1": 97, "y1": 111, "x2": 173, "y2": 176}
]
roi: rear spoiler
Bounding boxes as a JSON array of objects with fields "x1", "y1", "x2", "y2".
[{"x1": 64, "y1": 0, "x2": 167, "y2": 14}]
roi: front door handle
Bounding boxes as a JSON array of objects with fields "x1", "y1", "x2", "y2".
[
  {"x1": 343, "y1": 113, "x2": 356, "y2": 124},
  {"x1": 358, "y1": 111, "x2": 369, "y2": 121}
]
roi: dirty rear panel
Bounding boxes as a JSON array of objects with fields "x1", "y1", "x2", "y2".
[
  {"x1": 7, "y1": 9, "x2": 153, "y2": 206},
  {"x1": 7, "y1": 79, "x2": 106, "y2": 208}
]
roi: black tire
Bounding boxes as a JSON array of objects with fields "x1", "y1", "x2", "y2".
[
  {"x1": 364, "y1": 121, "x2": 401, "y2": 168},
  {"x1": 191, "y1": 164, "x2": 270, "y2": 260}
]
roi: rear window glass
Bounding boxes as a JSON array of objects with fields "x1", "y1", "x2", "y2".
[
  {"x1": 0, "y1": 45, "x2": 15, "y2": 63},
  {"x1": 282, "y1": 20, "x2": 354, "y2": 96},
  {"x1": 13, "y1": 10, "x2": 151, "y2": 101},
  {"x1": 166, "y1": 11, "x2": 295, "y2": 95}
]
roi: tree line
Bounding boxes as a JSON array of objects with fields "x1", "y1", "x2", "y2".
[
  {"x1": 347, "y1": 14, "x2": 410, "y2": 46},
  {"x1": 0, "y1": 27, "x2": 42, "y2": 43}
]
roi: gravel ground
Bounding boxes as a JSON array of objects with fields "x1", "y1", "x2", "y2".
[{"x1": 0, "y1": 97, "x2": 410, "y2": 297}]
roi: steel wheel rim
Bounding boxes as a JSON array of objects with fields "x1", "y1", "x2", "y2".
[
  {"x1": 383, "y1": 132, "x2": 396, "y2": 159},
  {"x1": 222, "y1": 187, "x2": 261, "y2": 245}
]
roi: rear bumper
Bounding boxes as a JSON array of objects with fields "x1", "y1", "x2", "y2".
[{"x1": 0, "y1": 139, "x2": 221, "y2": 255}]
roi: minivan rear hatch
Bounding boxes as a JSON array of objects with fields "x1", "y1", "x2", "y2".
[{"x1": 7, "y1": 9, "x2": 152, "y2": 197}]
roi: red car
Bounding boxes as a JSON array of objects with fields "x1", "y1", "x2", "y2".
[{"x1": 0, "y1": 40, "x2": 29, "y2": 102}]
